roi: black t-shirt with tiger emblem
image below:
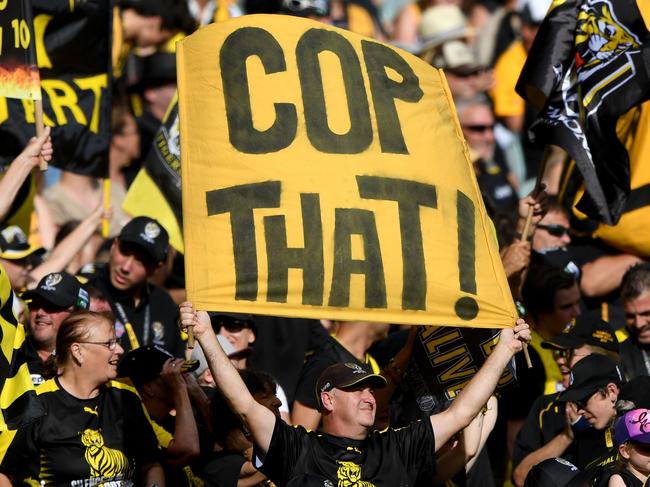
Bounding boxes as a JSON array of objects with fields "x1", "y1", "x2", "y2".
[
  {"x1": 0, "y1": 377, "x2": 161, "y2": 486},
  {"x1": 257, "y1": 416, "x2": 436, "y2": 486}
]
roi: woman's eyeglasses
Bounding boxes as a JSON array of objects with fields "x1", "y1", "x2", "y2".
[
  {"x1": 78, "y1": 339, "x2": 119, "y2": 350},
  {"x1": 537, "y1": 224, "x2": 570, "y2": 237}
]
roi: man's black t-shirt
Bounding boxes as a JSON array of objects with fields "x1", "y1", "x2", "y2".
[
  {"x1": 257, "y1": 416, "x2": 436, "y2": 486},
  {"x1": 89, "y1": 264, "x2": 184, "y2": 356},
  {"x1": 201, "y1": 452, "x2": 247, "y2": 487},
  {"x1": 0, "y1": 378, "x2": 161, "y2": 486}
]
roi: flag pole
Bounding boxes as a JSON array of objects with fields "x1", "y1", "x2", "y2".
[
  {"x1": 102, "y1": 179, "x2": 111, "y2": 238},
  {"x1": 519, "y1": 145, "x2": 555, "y2": 368},
  {"x1": 34, "y1": 99, "x2": 47, "y2": 171}
]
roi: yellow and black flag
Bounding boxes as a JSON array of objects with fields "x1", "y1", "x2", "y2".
[
  {"x1": 0, "y1": 0, "x2": 39, "y2": 231},
  {"x1": 516, "y1": 0, "x2": 650, "y2": 225},
  {"x1": 123, "y1": 98, "x2": 184, "y2": 253},
  {"x1": 0, "y1": 262, "x2": 44, "y2": 431},
  {"x1": 0, "y1": 0, "x2": 112, "y2": 177}
]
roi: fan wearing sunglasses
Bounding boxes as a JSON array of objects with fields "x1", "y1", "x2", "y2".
[
  {"x1": 531, "y1": 199, "x2": 572, "y2": 252},
  {"x1": 213, "y1": 313, "x2": 257, "y2": 370}
]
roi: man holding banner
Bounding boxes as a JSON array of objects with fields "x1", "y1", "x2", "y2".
[
  {"x1": 176, "y1": 13, "x2": 531, "y2": 484},
  {"x1": 180, "y1": 302, "x2": 530, "y2": 485}
]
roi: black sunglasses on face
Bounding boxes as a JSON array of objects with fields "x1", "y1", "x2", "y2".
[
  {"x1": 220, "y1": 320, "x2": 251, "y2": 332},
  {"x1": 464, "y1": 124, "x2": 494, "y2": 133},
  {"x1": 537, "y1": 223, "x2": 570, "y2": 237},
  {"x1": 574, "y1": 393, "x2": 595, "y2": 410}
]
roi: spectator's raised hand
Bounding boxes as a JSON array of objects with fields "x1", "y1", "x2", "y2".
[
  {"x1": 517, "y1": 183, "x2": 548, "y2": 240},
  {"x1": 179, "y1": 301, "x2": 212, "y2": 340},
  {"x1": 496, "y1": 319, "x2": 531, "y2": 355},
  {"x1": 160, "y1": 357, "x2": 187, "y2": 392},
  {"x1": 19, "y1": 126, "x2": 53, "y2": 167}
]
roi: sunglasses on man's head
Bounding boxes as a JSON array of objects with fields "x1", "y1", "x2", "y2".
[
  {"x1": 537, "y1": 223, "x2": 570, "y2": 237},
  {"x1": 463, "y1": 124, "x2": 494, "y2": 133}
]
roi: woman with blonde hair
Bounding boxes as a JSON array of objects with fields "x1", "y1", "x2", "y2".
[{"x1": 0, "y1": 311, "x2": 165, "y2": 486}]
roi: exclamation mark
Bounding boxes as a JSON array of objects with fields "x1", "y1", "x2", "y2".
[{"x1": 455, "y1": 190, "x2": 479, "y2": 320}]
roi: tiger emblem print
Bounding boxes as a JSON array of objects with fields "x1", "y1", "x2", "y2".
[
  {"x1": 80, "y1": 428, "x2": 130, "y2": 481},
  {"x1": 335, "y1": 461, "x2": 375, "y2": 487}
]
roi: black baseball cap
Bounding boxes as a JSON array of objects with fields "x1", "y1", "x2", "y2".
[
  {"x1": 524, "y1": 458, "x2": 587, "y2": 487},
  {"x1": 23, "y1": 272, "x2": 89, "y2": 310},
  {"x1": 541, "y1": 310, "x2": 619, "y2": 353},
  {"x1": 117, "y1": 345, "x2": 198, "y2": 384},
  {"x1": 316, "y1": 362, "x2": 386, "y2": 410},
  {"x1": 118, "y1": 216, "x2": 169, "y2": 264},
  {"x1": 558, "y1": 354, "x2": 623, "y2": 403},
  {"x1": 0, "y1": 225, "x2": 41, "y2": 260}
]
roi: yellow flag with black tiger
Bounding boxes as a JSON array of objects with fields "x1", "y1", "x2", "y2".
[
  {"x1": 178, "y1": 15, "x2": 517, "y2": 327},
  {"x1": 0, "y1": 262, "x2": 44, "y2": 432}
]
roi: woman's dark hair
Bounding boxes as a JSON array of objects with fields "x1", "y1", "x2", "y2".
[
  {"x1": 521, "y1": 264, "x2": 577, "y2": 319},
  {"x1": 55, "y1": 311, "x2": 113, "y2": 367}
]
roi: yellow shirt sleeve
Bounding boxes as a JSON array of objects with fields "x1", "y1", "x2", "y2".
[{"x1": 491, "y1": 41, "x2": 527, "y2": 118}]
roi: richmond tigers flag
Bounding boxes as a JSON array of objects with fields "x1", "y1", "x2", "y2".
[
  {"x1": 516, "y1": 0, "x2": 650, "y2": 225},
  {"x1": 0, "y1": 263, "x2": 44, "y2": 431},
  {"x1": 0, "y1": 0, "x2": 111, "y2": 177},
  {"x1": 123, "y1": 98, "x2": 184, "y2": 252}
]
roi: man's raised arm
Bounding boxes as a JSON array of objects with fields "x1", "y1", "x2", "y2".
[
  {"x1": 179, "y1": 302, "x2": 276, "y2": 455},
  {"x1": 430, "y1": 319, "x2": 531, "y2": 451}
]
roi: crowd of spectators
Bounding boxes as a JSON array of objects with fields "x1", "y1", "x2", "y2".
[{"x1": 0, "y1": 0, "x2": 649, "y2": 486}]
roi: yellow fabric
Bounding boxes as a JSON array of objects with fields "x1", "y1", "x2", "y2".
[
  {"x1": 346, "y1": 4, "x2": 375, "y2": 38},
  {"x1": 0, "y1": 263, "x2": 39, "y2": 432},
  {"x1": 592, "y1": 102, "x2": 650, "y2": 257},
  {"x1": 638, "y1": 0, "x2": 650, "y2": 29},
  {"x1": 491, "y1": 41, "x2": 527, "y2": 118},
  {"x1": 570, "y1": 102, "x2": 650, "y2": 257},
  {"x1": 530, "y1": 330, "x2": 563, "y2": 395},
  {"x1": 112, "y1": 7, "x2": 130, "y2": 78},
  {"x1": 1, "y1": 173, "x2": 36, "y2": 234},
  {"x1": 178, "y1": 15, "x2": 517, "y2": 328},
  {"x1": 122, "y1": 168, "x2": 184, "y2": 253},
  {"x1": 152, "y1": 420, "x2": 173, "y2": 449},
  {"x1": 616, "y1": 327, "x2": 629, "y2": 343}
]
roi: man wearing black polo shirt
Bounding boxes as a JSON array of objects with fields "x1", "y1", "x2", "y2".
[
  {"x1": 22, "y1": 272, "x2": 89, "y2": 385},
  {"x1": 180, "y1": 301, "x2": 531, "y2": 486},
  {"x1": 90, "y1": 216, "x2": 183, "y2": 355}
]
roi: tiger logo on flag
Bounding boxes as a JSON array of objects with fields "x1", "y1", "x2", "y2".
[{"x1": 574, "y1": 0, "x2": 643, "y2": 114}]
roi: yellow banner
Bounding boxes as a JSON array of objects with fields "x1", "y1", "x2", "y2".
[{"x1": 178, "y1": 15, "x2": 517, "y2": 328}]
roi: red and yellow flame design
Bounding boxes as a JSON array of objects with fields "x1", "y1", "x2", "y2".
[{"x1": 0, "y1": 65, "x2": 41, "y2": 100}]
